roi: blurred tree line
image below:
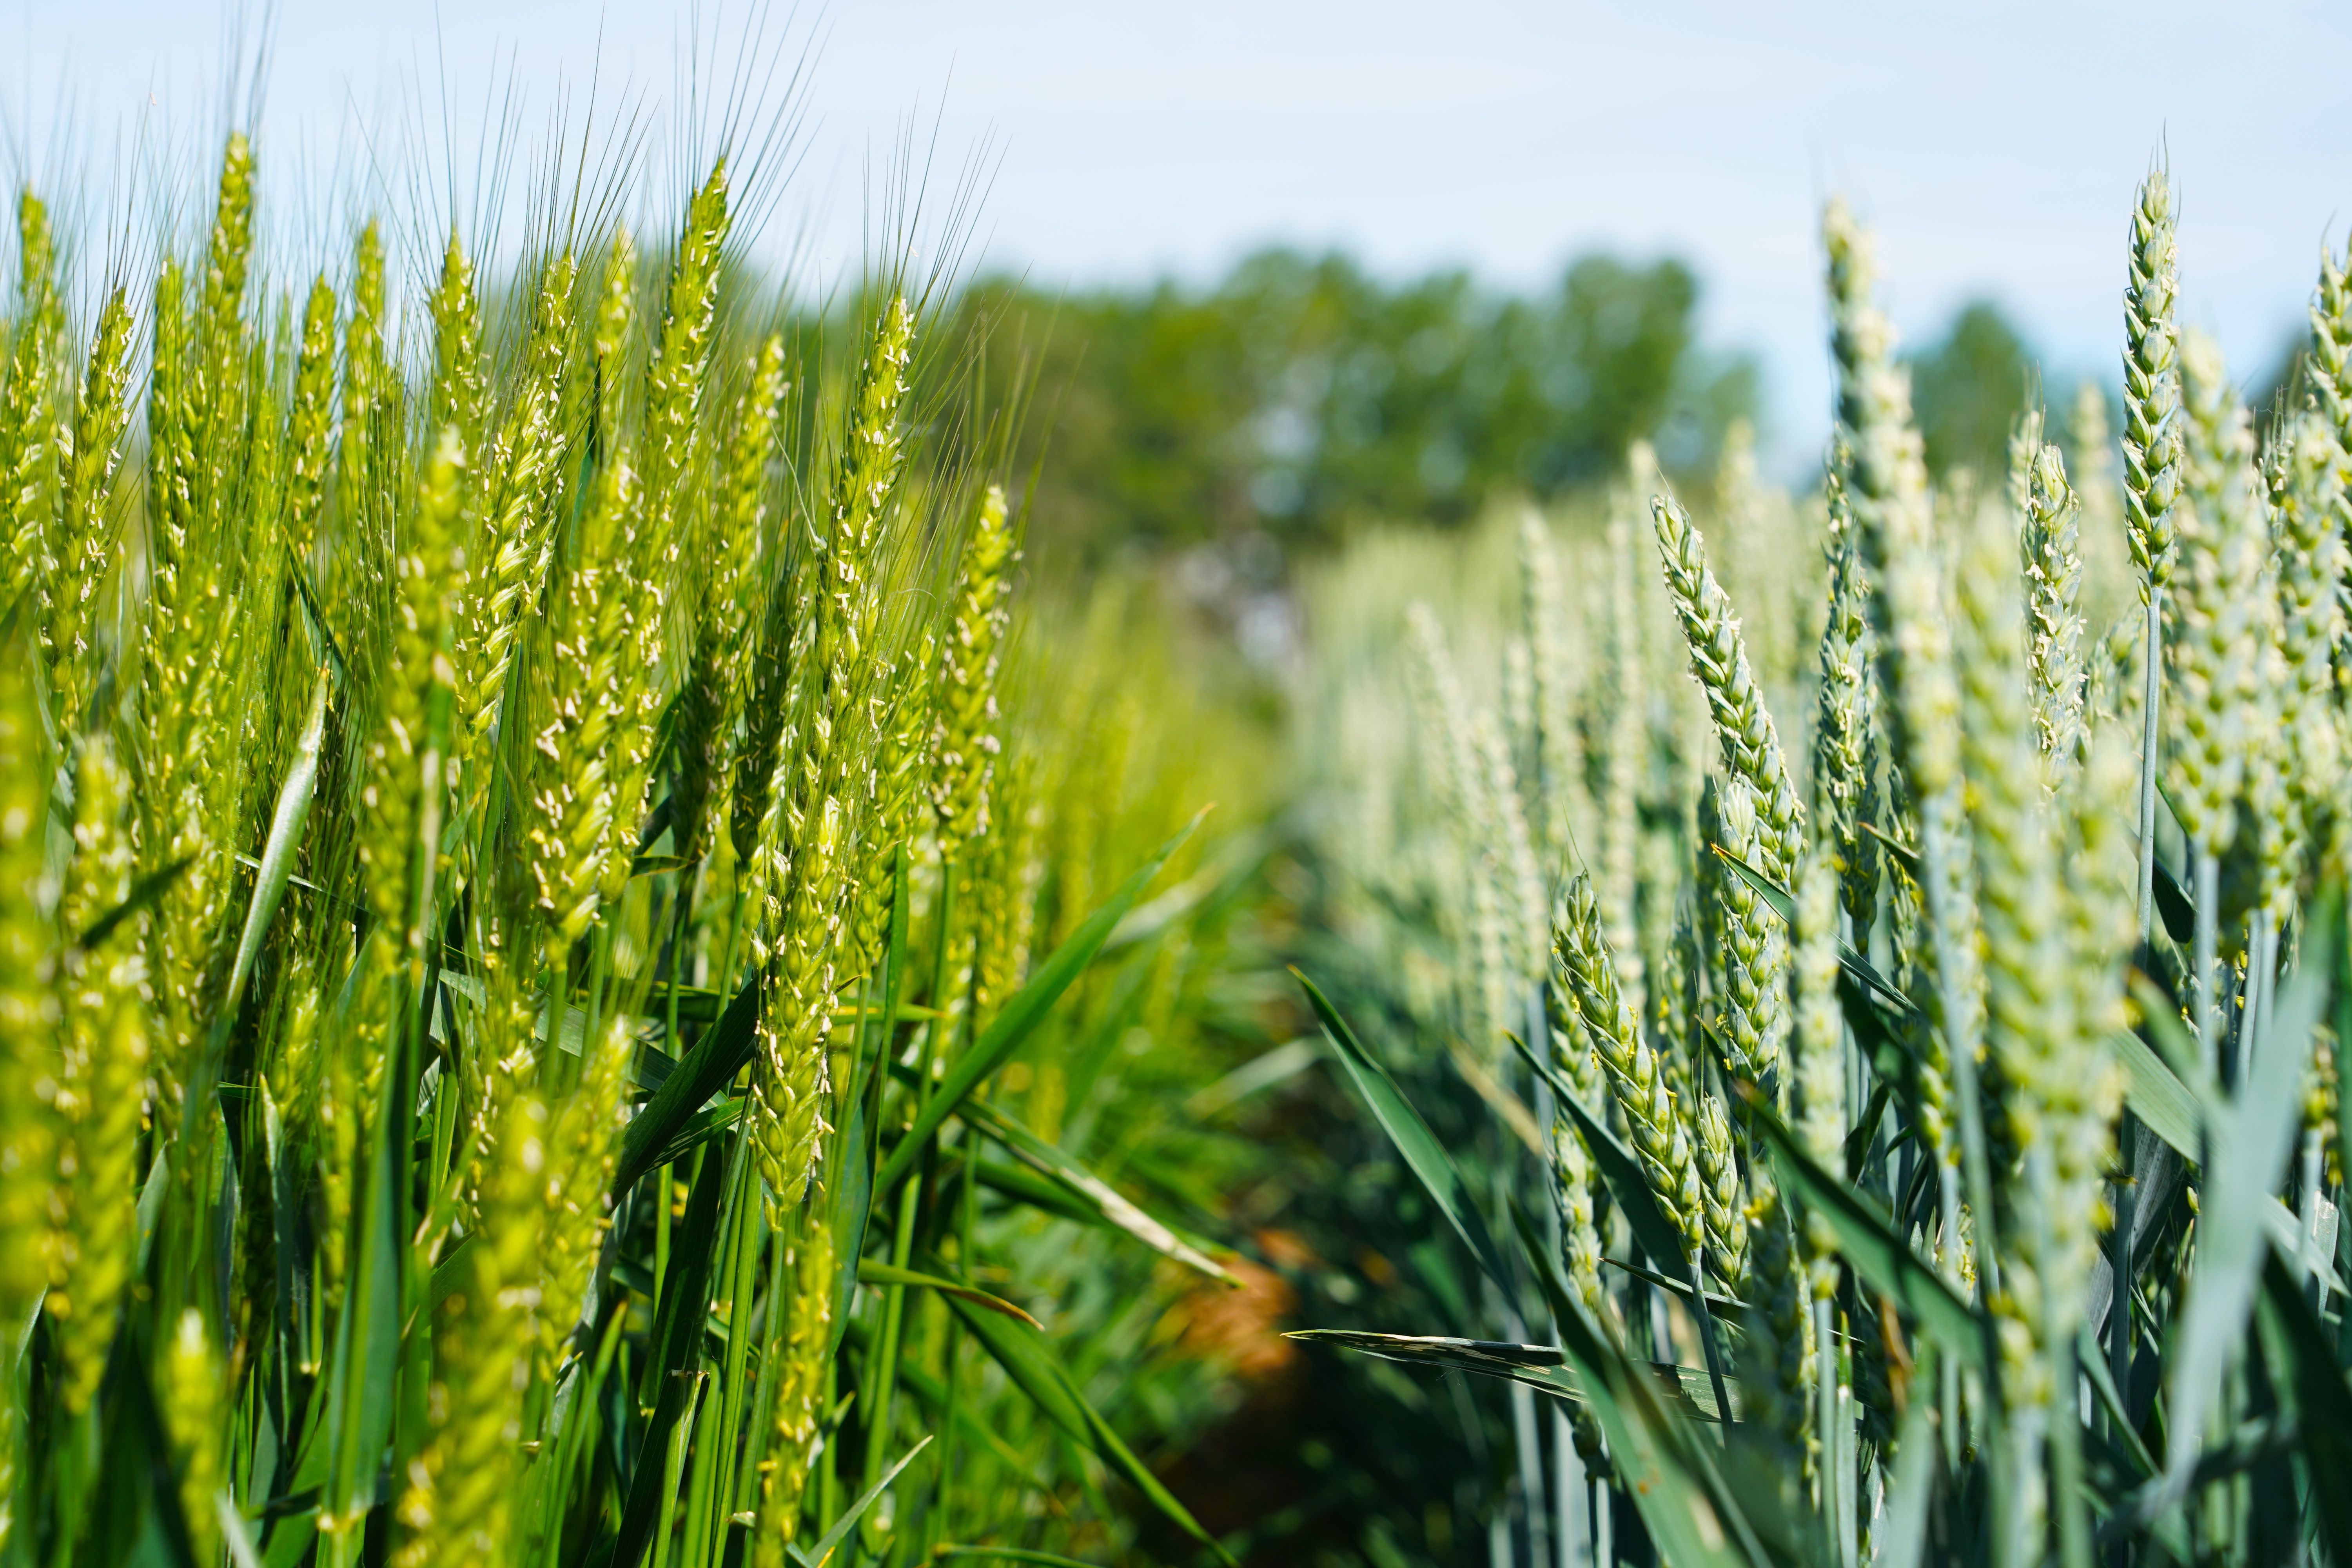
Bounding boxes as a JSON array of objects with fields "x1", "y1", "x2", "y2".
[
  {"x1": 918, "y1": 248, "x2": 2055, "y2": 569},
  {"x1": 933, "y1": 249, "x2": 1758, "y2": 566}
]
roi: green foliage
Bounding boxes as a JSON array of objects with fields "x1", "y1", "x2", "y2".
[
  {"x1": 1906, "y1": 298, "x2": 2035, "y2": 481},
  {"x1": 945, "y1": 249, "x2": 1755, "y2": 562}
]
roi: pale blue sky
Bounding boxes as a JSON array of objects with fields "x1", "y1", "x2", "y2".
[{"x1": 6, "y1": 1, "x2": 2348, "y2": 467}]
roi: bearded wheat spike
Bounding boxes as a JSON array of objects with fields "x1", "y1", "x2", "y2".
[
  {"x1": 283, "y1": 277, "x2": 338, "y2": 557},
  {"x1": 675, "y1": 334, "x2": 784, "y2": 864},
  {"x1": 845, "y1": 640, "x2": 936, "y2": 988},
  {"x1": 0, "y1": 653, "x2": 54, "y2": 1319},
  {"x1": 933, "y1": 483, "x2": 1016, "y2": 850},
  {"x1": 334, "y1": 222, "x2": 391, "y2": 664},
  {"x1": 457, "y1": 250, "x2": 577, "y2": 758},
  {"x1": 163, "y1": 1309, "x2": 224, "y2": 1563},
  {"x1": 2122, "y1": 172, "x2": 2183, "y2": 595},
  {"x1": 534, "y1": 1013, "x2": 633, "y2": 1378},
  {"x1": 750, "y1": 296, "x2": 915, "y2": 1210},
  {"x1": 2167, "y1": 330, "x2": 2264, "y2": 860},
  {"x1": 362, "y1": 427, "x2": 465, "y2": 957},
  {"x1": 392, "y1": 1086, "x2": 544, "y2": 1568},
  {"x1": 1552, "y1": 873, "x2": 1704, "y2": 1268},
  {"x1": 49, "y1": 735, "x2": 149, "y2": 1415},
  {"x1": 41, "y1": 287, "x2": 134, "y2": 726},
  {"x1": 752, "y1": 1217, "x2": 837, "y2": 1566},
  {"x1": 641, "y1": 160, "x2": 731, "y2": 606},
  {"x1": 426, "y1": 233, "x2": 485, "y2": 463},
  {"x1": 2, "y1": 193, "x2": 65, "y2": 609},
  {"x1": 528, "y1": 234, "x2": 649, "y2": 963},
  {"x1": 1652, "y1": 492, "x2": 1804, "y2": 885}
]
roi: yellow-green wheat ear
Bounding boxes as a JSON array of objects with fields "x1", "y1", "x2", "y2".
[
  {"x1": 677, "y1": 332, "x2": 784, "y2": 867},
  {"x1": 1955, "y1": 497, "x2": 2122, "y2": 1547},
  {"x1": 534, "y1": 1014, "x2": 633, "y2": 1379},
  {"x1": 641, "y1": 159, "x2": 731, "y2": 579},
  {"x1": 727, "y1": 355, "x2": 800, "y2": 877},
  {"x1": 0, "y1": 644, "x2": 55, "y2": 1316},
  {"x1": 753, "y1": 1218, "x2": 837, "y2": 1566},
  {"x1": 162, "y1": 1309, "x2": 224, "y2": 1562},
  {"x1": 333, "y1": 221, "x2": 390, "y2": 668},
  {"x1": 283, "y1": 276, "x2": 337, "y2": 568},
  {"x1": 2122, "y1": 171, "x2": 2182, "y2": 595},
  {"x1": 652, "y1": 168, "x2": 750, "y2": 863},
  {"x1": 933, "y1": 482, "x2": 1016, "y2": 848},
  {"x1": 392, "y1": 1083, "x2": 544, "y2": 1568},
  {"x1": 49, "y1": 732, "x2": 149, "y2": 1416},
  {"x1": 1708, "y1": 776, "x2": 1788, "y2": 1086},
  {"x1": 42, "y1": 287, "x2": 135, "y2": 728},
  {"x1": 1, "y1": 191, "x2": 64, "y2": 609},
  {"x1": 458, "y1": 247, "x2": 577, "y2": 766},
  {"x1": 426, "y1": 231, "x2": 485, "y2": 466},
  {"x1": 359, "y1": 428, "x2": 466, "y2": 958}
]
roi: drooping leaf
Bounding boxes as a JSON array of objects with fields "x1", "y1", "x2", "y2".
[
  {"x1": 876, "y1": 809, "x2": 1208, "y2": 1197},
  {"x1": 857, "y1": 1261, "x2": 1041, "y2": 1328},
  {"x1": 612, "y1": 974, "x2": 759, "y2": 1194},
  {"x1": 958, "y1": 1094, "x2": 1234, "y2": 1284},
  {"x1": 225, "y1": 666, "x2": 330, "y2": 1010},
  {"x1": 2108, "y1": 1025, "x2": 2200, "y2": 1161},
  {"x1": 944, "y1": 1280, "x2": 1236, "y2": 1564},
  {"x1": 1299, "y1": 967, "x2": 1513, "y2": 1297},
  {"x1": 1288, "y1": 1328, "x2": 1586, "y2": 1405},
  {"x1": 1287, "y1": 1328, "x2": 1744, "y2": 1421},
  {"x1": 789, "y1": 1435, "x2": 932, "y2": 1568},
  {"x1": 1604, "y1": 1254, "x2": 1744, "y2": 1314}
]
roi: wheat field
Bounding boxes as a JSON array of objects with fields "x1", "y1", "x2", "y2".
[{"x1": 2, "y1": 53, "x2": 2351, "y2": 1568}]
